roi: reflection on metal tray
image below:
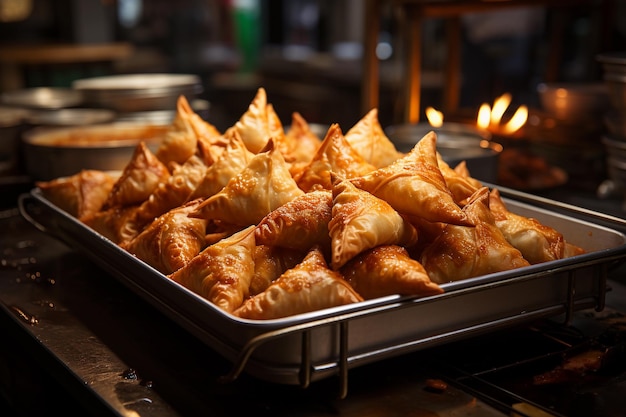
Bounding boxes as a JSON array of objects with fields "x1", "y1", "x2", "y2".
[{"x1": 17, "y1": 186, "x2": 626, "y2": 398}]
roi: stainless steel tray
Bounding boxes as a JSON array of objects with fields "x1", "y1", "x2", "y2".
[{"x1": 18, "y1": 186, "x2": 626, "y2": 397}]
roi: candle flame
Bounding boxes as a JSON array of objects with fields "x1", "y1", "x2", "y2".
[
  {"x1": 477, "y1": 103, "x2": 491, "y2": 130},
  {"x1": 502, "y1": 105, "x2": 528, "y2": 134},
  {"x1": 475, "y1": 93, "x2": 527, "y2": 135},
  {"x1": 490, "y1": 93, "x2": 511, "y2": 125},
  {"x1": 425, "y1": 106, "x2": 443, "y2": 127}
]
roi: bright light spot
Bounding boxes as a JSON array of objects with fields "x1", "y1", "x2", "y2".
[
  {"x1": 490, "y1": 93, "x2": 511, "y2": 126},
  {"x1": 502, "y1": 105, "x2": 528, "y2": 134},
  {"x1": 425, "y1": 106, "x2": 443, "y2": 127},
  {"x1": 376, "y1": 42, "x2": 393, "y2": 60},
  {"x1": 477, "y1": 103, "x2": 491, "y2": 130}
]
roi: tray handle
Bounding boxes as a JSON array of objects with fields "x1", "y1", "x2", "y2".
[{"x1": 17, "y1": 192, "x2": 49, "y2": 234}]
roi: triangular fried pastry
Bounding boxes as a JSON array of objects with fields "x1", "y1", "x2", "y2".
[
  {"x1": 229, "y1": 87, "x2": 271, "y2": 154},
  {"x1": 194, "y1": 132, "x2": 224, "y2": 167},
  {"x1": 189, "y1": 130, "x2": 254, "y2": 200},
  {"x1": 340, "y1": 245, "x2": 444, "y2": 299},
  {"x1": 37, "y1": 169, "x2": 119, "y2": 220},
  {"x1": 233, "y1": 246, "x2": 363, "y2": 320},
  {"x1": 329, "y1": 173, "x2": 418, "y2": 270},
  {"x1": 255, "y1": 189, "x2": 333, "y2": 253},
  {"x1": 132, "y1": 155, "x2": 208, "y2": 229},
  {"x1": 284, "y1": 112, "x2": 322, "y2": 172},
  {"x1": 120, "y1": 199, "x2": 208, "y2": 274},
  {"x1": 153, "y1": 95, "x2": 223, "y2": 169},
  {"x1": 489, "y1": 188, "x2": 568, "y2": 264},
  {"x1": 402, "y1": 215, "x2": 447, "y2": 258},
  {"x1": 82, "y1": 205, "x2": 140, "y2": 244},
  {"x1": 266, "y1": 103, "x2": 291, "y2": 159},
  {"x1": 189, "y1": 139, "x2": 304, "y2": 227},
  {"x1": 155, "y1": 95, "x2": 203, "y2": 166},
  {"x1": 420, "y1": 187, "x2": 530, "y2": 284},
  {"x1": 203, "y1": 221, "x2": 247, "y2": 246},
  {"x1": 564, "y1": 242, "x2": 586, "y2": 258},
  {"x1": 454, "y1": 160, "x2": 483, "y2": 189},
  {"x1": 436, "y1": 153, "x2": 480, "y2": 206},
  {"x1": 350, "y1": 131, "x2": 471, "y2": 226},
  {"x1": 249, "y1": 245, "x2": 304, "y2": 296},
  {"x1": 180, "y1": 96, "x2": 221, "y2": 142},
  {"x1": 168, "y1": 225, "x2": 256, "y2": 313},
  {"x1": 102, "y1": 141, "x2": 170, "y2": 210},
  {"x1": 294, "y1": 123, "x2": 376, "y2": 192},
  {"x1": 344, "y1": 108, "x2": 402, "y2": 168}
]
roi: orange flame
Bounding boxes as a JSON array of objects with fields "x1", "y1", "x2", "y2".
[
  {"x1": 425, "y1": 106, "x2": 443, "y2": 127},
  {"x1": 476, "y1": 93, "x2": 527, "y2": 135},
  {"x1": 425, "y1": 93, "x2": 527, "y2": 136}
]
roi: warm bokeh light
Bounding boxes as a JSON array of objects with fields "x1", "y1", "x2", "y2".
[
  {"x1": 502, "y1": 105, "x2": 528, "y2": 134},
  {"x1": 424, "y1": 95, "x2": 527, "y2": 136},
  {"x1": 477, "y1": 103, "x2": 491, "y2": 130},
  {"x1": 476, "y1": 93, "x2": 527, "y2": 135},
  {"x1": 490, "y1": 93, "x2": 512, "y2": 125},
  {"x1": 425, "y1": 106, "x2": 443, "y2": 127}
]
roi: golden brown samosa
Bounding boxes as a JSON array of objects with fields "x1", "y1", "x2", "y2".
[
  {"x1": 329, "y1": 173, "x2": 418, "y2": 270},
  {"x1": 255, "y1": 189, "x2": 333, "y2": 253},
  {"x1": 189, "y1": 140, "x2": 304, "y2": 227},
  {"x1": 344, "y1": 108, "x2": 402, "y2": 168},
  {"x1": 168, "y1": 225, "x2": 256, "y2": 313},
  {"x1": 489, "y1": 188, "x2": 568, "y2": 264},
  {"x1": 101, "y1": 141, "x2": 170, "y2": 210},
  {"x1": 341, "y1": 245, "x2": 444, "y2": 299},
  {"x1": 420, "y1": 187, "x2": 530, "y2": 283},
  {"x1": 294, "y1": 123, "x2": 376, "y2": 192},
  {"x1": 121, "y1": 199, "x2": 208, "y2": 274},
  {"x1": 350, "y1": 131, "x2": 471, "y2": 226},
  {"x1": 233, "y1": 246, "x2": 363, "y2": 320},
  {"x1": 37, "y1": 169, "x2": 119, "y2": 220}
]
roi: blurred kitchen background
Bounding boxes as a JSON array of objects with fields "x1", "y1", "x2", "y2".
[
  {"x1": 1, "y1": 0, "x2": 626, "y2": 203},
  {"x1": 0, "y1": 0, "x2": 622, "y2": 125}
]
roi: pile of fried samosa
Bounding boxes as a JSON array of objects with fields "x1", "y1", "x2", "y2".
[{"x1": 37, "y1": 88, "x2": 585, "y2": 320}]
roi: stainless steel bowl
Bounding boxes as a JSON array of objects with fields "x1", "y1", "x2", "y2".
[
  {"x1": 385, "y1": 122, "x2": 501, "y2": 183},
  {"x1": 1, "y1": 87, "x2": 83, "y2": 109},
  {"x1": 26, "y1": 108, "x2": 116, "y2": 127},
  {"x1": 73, "y1": 73, "x2": 203, "y2": 112},
  {"x1": 22, "y1": 123, "x2": 169, "y2": 180}
]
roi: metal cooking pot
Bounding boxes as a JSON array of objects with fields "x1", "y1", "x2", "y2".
[{"x1": 22, "y1": 123, "x2": 169, "y2": 181}]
